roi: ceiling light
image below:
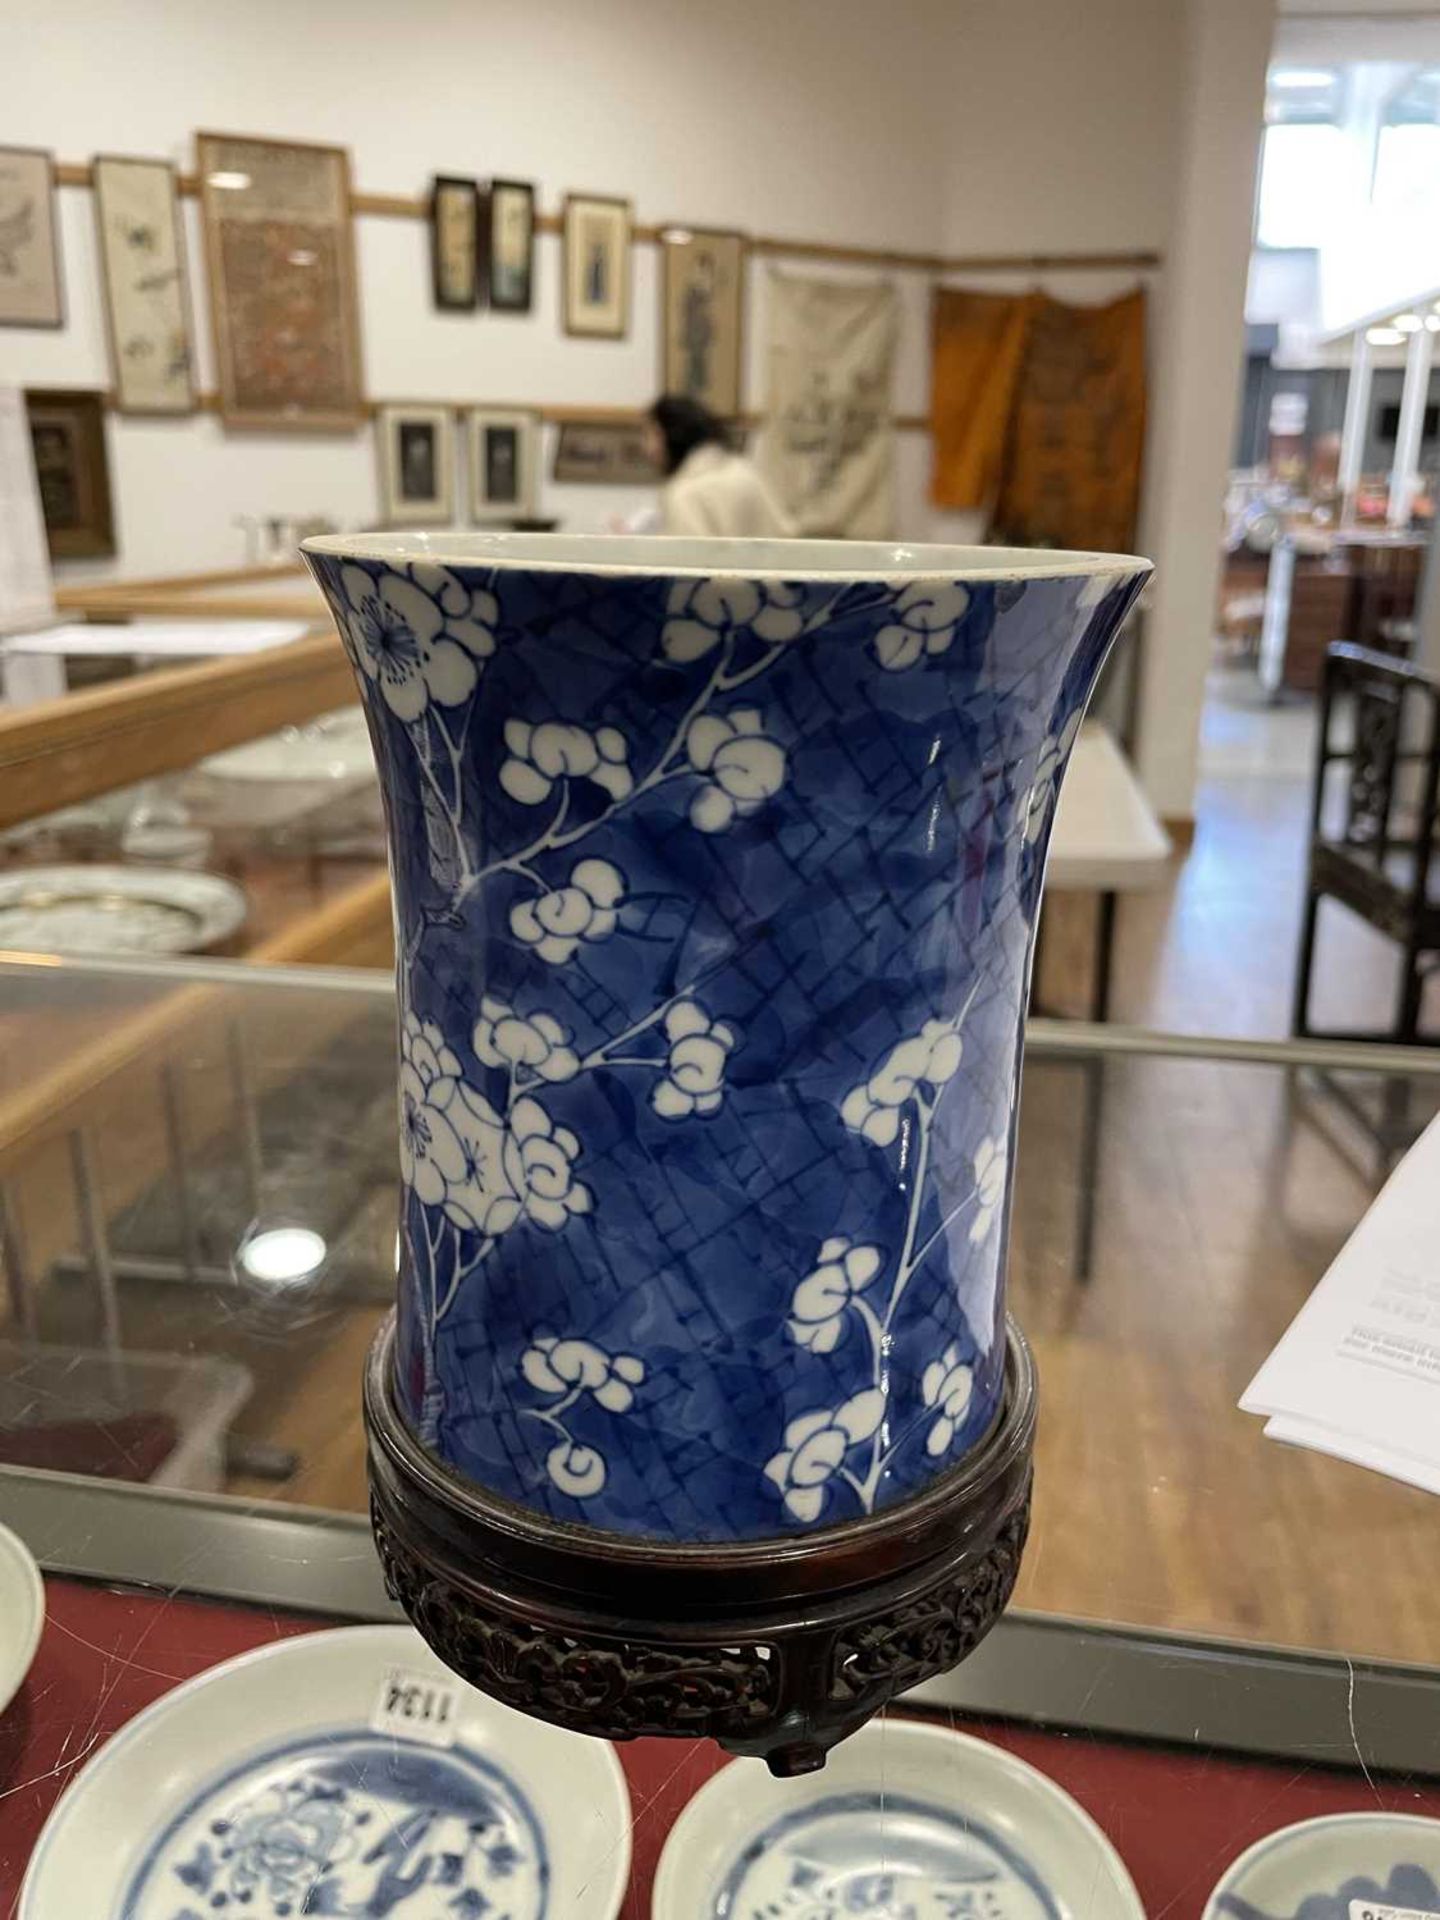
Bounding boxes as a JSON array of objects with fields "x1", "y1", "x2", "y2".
[
  {"x1": 1394, "y1": 313, "x2": 1424, "y2": 332},
  {"x1": 207, "y1": 170, "x2": 251, "y2": 191},
  {"x1": 1367, "y1": 326, "x2": 1405, "y2": 346},
  {"x1": 1425, "y1": 316, "x2": 1440, "y2": 332},
  {"x1": 238, "y1": 1225, "x2": 327, "y2": 1286}
]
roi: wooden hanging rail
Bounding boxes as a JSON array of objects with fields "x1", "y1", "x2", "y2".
[
  {"x1": 52, "y1": 159, "x2": 1160, "y2": 278},
  {"x1": 91, "y1": 389, "x2": 932, "y2": 434}
]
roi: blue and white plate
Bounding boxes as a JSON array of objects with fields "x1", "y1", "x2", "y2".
[
  {"x1": 21, "y1": 1622, "x2": 631, "y2": 1918},
  {"x1": 0, "y1": 1520, "x2": 43, "y2": 1717},
  {"x1": 652, "y1": 1716, "x2": 1142, "y2": 1919},
  {"x1": 1203, "y1": 1813, "x2": 1440, "y2": 1920}
]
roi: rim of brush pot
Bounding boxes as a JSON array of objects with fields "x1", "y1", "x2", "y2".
[{"x1": 302, "y1": 529, "x2": 1154, "y2": 585}]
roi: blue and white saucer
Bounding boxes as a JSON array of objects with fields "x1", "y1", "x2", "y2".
[
  {"x1": 1203, "y1": 1813, "x2": 1440, "y2": 1920},
  {"x1": 21, "y1": 1623, "x2": 631, "y2": 1918},
  {"x1": 652, "y1": 1716, "x2": 1142, "y2": 1918},
  {"x1": 0, "y1": 1520, "x2": 43, "y2": 1717}
]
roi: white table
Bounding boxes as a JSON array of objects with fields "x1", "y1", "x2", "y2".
[
  {"x1": 1046, "y1": 722, "x2": 1173, "y2": 1022},
  {"x1": 1042, "y1": 723, "x2": 1172, "y2": 1278}
]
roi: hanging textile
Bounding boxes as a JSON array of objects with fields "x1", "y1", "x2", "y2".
[
  {"x1": 757, "y1": 270, "x2": 898, "y2": 539},
  {"x1": 994, "y1": 289, "x2": 1147, "y2": 553},
  {"x1": 929, "y1": 287, "x2": 1037, "y2": 512},
  {"x1": 930, "y1": 286, "x2": 1147, "y2": 553}
]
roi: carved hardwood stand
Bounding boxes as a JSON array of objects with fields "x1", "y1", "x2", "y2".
[{"x1": 365, "y1": 1316, "x2": 1036, "y2": 1777}]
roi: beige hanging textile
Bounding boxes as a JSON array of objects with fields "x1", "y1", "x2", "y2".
[{"x1": 757, "y1": 270, "x2": 898, "y2": 540}]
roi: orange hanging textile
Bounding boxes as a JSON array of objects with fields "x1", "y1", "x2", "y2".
[{"x1": 929, "y1": 287, "x2": 1036, "y2": 512}]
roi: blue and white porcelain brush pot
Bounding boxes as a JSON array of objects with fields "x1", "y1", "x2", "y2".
[{"x1": 305, "y1": 533, "x2": 1148, "y2": 1548}]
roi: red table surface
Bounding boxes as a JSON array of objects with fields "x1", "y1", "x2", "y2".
[{"x1": 1, "y1": 1578, "x2": 1437, "y2": 1918}]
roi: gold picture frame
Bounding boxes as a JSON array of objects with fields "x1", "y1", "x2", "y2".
[
  {"x1": 660, "y1": 227, "x2": 745, "y2": 418},
  {"x1": 197, "y1": 131, "x2": 364, "y2": 431},
  {"x1": 562, "y1": 193, "x2": 631, "y2": 340},
  {"x1": 93, "y1": 155, "x2": 196, "y2": 416}
]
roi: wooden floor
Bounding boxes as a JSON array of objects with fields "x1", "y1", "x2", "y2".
[{"x1": 15, "y1": 668, "x2": 1440, "y2": 1666}]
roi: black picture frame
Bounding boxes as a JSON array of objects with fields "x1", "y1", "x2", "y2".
[
  {"x1": 430, "y1": 174, "x2": 482, "y2": 313},
  {"x1": 487, "y1": 178, "x2": 535, "y2": 314},
  {"x1": 25, "y1": 388, "x2": 115, "y2": 559}
]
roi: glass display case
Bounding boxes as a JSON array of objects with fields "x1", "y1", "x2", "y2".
[{"x1": 1, "y1": 950, "x2": 1438, "y2": 1915}]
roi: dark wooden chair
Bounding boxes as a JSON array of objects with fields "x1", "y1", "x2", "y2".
[{"x1": 1292, "y1": 642, "x2": 1440, "y2": 1047}]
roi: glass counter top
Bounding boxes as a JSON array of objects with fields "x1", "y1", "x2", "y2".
[{"x1": 0, "y1": 949, "x2": 1436, "y2": 1677}]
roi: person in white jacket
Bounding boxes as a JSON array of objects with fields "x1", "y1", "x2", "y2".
[{"x1": 647, "y1": 396, "x2": 797, "y2": 539}]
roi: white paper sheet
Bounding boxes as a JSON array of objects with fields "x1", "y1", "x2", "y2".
[
  {"x1": 2, "y1": 620, "x2": 311, "y2": 659},
  {"x1": 1261, "y1": 1415, "x2": 1440, "y2": 1497},
  {"x1": 1241, "y1": 1113, "x2": 1440, "y2": 1494}
]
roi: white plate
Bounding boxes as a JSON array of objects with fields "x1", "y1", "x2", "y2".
[
  {"x1": 199, "y1": 707, "x2": 374, "y2": 784},
  {"x1": 1203, "y1": 1813, "x2": 1440, "y2": 1920},
  {"x1": 652, "y1": 1716, "x2": 1143, "y2": 1919},
  {"x1": 21, "y1": 1623, "x2": 632, "y2": 1919},
  {"x1": 0, "y1": 864, "x2": 248, "y2": 956},
  {"x1": 0, "y1": 1520, "x2": 43, "y2": 1717}
]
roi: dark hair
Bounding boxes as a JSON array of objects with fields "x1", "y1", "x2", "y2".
[{"x1": 650, "y1": 394, "x2": 727, "y2": 477}]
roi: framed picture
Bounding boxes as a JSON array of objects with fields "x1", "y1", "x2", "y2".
[
  {"x1": 467, "y1": 408, "x2": 538, "y2": 523},
  {"x1": 196, "y1": 131, "x2": 364, "y2": 431},
  {"x1": 92, "y1": 155, "x2": 195, "y2": 416},
  {"x1": 0, "y1": 147, "x2": 63, "y2": 328},
  {"x1": 376, "y1": 404, "x2": 454, "y2": 525},
  {"x1": 661, "y1": 226, "x2": 745, "y2": 418},
  {"x1": 25, "y1": 389, "x2": 115, "y2": 559},
  {"x1": 431, "y1": 174, "x2": 481, "y2": 312},
  {"x1": 562, "y1": 194, "x2": 631, "y2": 339},
  {"x1": 487, "y1": 179, "x2": 534, "y2": 313},
  {"x1": 552, "y1": 418, "x2": 659, "y2": 486}
]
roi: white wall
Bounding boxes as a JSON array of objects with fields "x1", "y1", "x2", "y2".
[
  {"x1": 941, "y1": 0, "x2": 1183, "y2": 257},
  {"x1": 4, "y1": 0, "x2": 951, "y2": 577}
]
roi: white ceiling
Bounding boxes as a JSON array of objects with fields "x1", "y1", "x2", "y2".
[{"x1": 1275, "y1": 3, "x2": 1440, "y2": 63}]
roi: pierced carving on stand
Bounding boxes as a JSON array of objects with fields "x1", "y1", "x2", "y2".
[
  {"x1": 366, "y1": 1315, "x2": 1036, "y2": 1776},
  {"x1": 829, "y1": 1504, "x2": 1029, "y2": 1704},
  {"x1": 372, "y1": 1499, "x2": 780, "y2": 1740}
]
